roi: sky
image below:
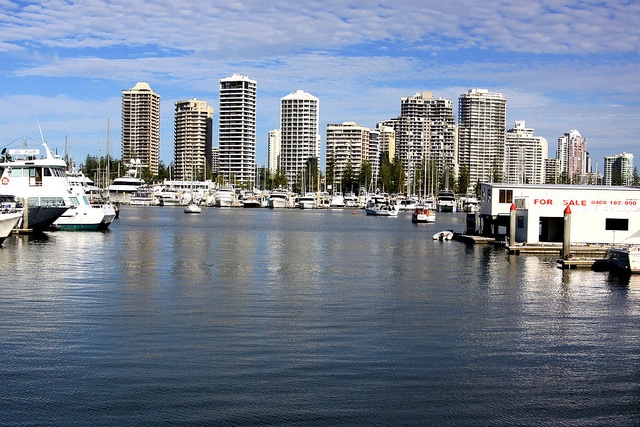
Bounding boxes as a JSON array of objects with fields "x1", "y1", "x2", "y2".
[{"x1": 1, "y1": 0, "x2": 639, "y2": 173}]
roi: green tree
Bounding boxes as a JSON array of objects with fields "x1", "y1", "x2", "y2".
[{"x1": 358, "y1": 160, "x2": 373, "y2": 195}]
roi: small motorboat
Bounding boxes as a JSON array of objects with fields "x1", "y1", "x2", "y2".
[
  {"x1": 433, "y1": 230, "x2": 454, "y2": 241},
  {"x1": 411, "y1": 206, "x2": 436, "y2": 223}
]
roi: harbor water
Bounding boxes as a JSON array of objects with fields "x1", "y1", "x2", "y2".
[{"x1": 1, "y1": 207, "x2": 639, "y2": 426}]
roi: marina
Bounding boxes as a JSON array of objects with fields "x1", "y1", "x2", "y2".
[{"x1": 1, "y1": 207, "x2": 639, "y2": 425}]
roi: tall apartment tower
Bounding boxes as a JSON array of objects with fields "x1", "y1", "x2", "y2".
[
  {"x1": 458, "y1": 88, "x2": 507, "y2": 185},
  {"x1": 268, "y1": 129, "x2": 281, "y2": 174},
  {"x1": 174, "y1": 98, "x2": 213, "y2": 181},
  {"x1": 279, "y1": 89, "x2": 320, "y2": 186},
  {"x1": 391, "y1": 92, "x2": 457, "y2": 193},
  {"x1": 604, "y1": 152, "x2": 634, "y2": 186},
  {"x1": 504, "y1": 121, "x2": 548, "y2": 184},
  {"x1": 556, "y1": 129, "x2": 587, "y2": 184},
  {"x1": 326, "y1": 122, "x2": 371, "y2": 190},
  {"x1": 219, "y1": 74, "x2": 257, "y2": 186},
  {"x1": 121, "y1": 82, "x2": 160, "y2": 176}
]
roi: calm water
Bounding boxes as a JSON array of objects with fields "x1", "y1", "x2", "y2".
[{"x1": 1, "y1": 207, "x2": 638, "y2": 426}]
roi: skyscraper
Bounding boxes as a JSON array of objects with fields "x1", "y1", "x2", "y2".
[
  {"x1": 219, "y1": 74, "x2": 257, "y2": 186},
  {"x1": 279, "y1": 89, "x2": 320, "y2": 188},
  {"x1": 458, "y1": 88, "x2": 506, "y2": 185},
  {"x1": 604, "y1": 152, "x2": 634, "y2": 186},
  {"x1": 121, "y1": 82, "x2": 160, "y2": 176},
  {"x1": 504, "y1": 121, "x2": 548, "y2": 184},
  {"x1": 325, "y1": 122, "x2": 372, "y2": 191},
  {"x1": 174, "y1": 98, "x2": 213, "y2": 181},
  {"x1": 268, "y1": 129, "x2": 281, "y2": 174},
  {"x1": 556, "y1": 129, "x2": 587, "y2": 184}
]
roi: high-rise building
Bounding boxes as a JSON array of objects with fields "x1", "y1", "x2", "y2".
[
  {"x1": 279, "y1": 89, "x2": 320, "y2": 187},
  {"x1": 174, "y1": 98, "x2": 213, "y2": 181},
  {"x1": 325, "y1": 122, "x2": 371, "y2": 191},
  {"x1": 458, "y1": 88, "x2": 506, "y2": 185},
  {"x1": 219, "y1": 74, "x2": 257, "y2": 186},
  {"x1": 388, "y1": 91, "x2": 457, "y2": 194},
  {"x1": 375, "y1": 122, "x2": 396, "y2": 163},
  {"x1": 504, "y1": 121, "x2": 548, "y2": 184},
  {"x1": 604, "y1": 152, "x2": 634, "y2": 186},
  {"x1": 268, "y1": 129, "x2": 281, "y2": 174},
  {"x1": 556, "y1": 129, "x2": 587, "y2": 184},
  {"x1": 121, "y1": 82, "x2": 160, "y2": 176}
]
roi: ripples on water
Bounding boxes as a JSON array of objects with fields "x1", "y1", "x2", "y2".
[{"x1": 1, "y1": 208, "x2": 639, "y2": 426}]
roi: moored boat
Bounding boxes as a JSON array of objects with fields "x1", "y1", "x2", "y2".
[
  {"x1": 433, "y1": 230, "x2": 454, "y2": 240},
  {"x1": 0, "y1": 210, "x2": 22, "y2": 246},
  {"x1": 0, "y1": 143, "x2": 115, "y2": 231},
  {"x1": 183, "y1": 201, "x2": 202, "y2": 214},
  {"x1": 606, "y1": 245, "x2": 640, "y2": 273},
  {"x1": 365, "y1": 200, "x2": 399, "y2": 216},
  {"x1": 436, "y1": 189, "x2": 456, "y2": 212},
  {"x1": 411, "y1": 206, "x2": 436, "y2": 223}
]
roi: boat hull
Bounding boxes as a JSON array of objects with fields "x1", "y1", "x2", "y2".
[
  {"x1": 0, "y1": 211, "x2": 22, "y2": 245},
  {"x1": 607, "y1": 246, "x2": 640, "y2": 273}
]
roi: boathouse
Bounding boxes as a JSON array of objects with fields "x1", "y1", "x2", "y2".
[{"x1": 477, "y1": 183, "x2": 640, "y2": 245}]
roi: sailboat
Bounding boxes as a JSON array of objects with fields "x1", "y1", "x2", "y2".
[{"x1": 183, "y1": 158, "x2": 201, "y2": 214}]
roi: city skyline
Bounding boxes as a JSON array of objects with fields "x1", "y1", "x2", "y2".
[{"x1": 0, "y1": 1, "x2": 638, "y2": 171}]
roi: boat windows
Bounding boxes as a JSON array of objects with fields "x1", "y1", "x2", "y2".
[
  {"x1": 69, "y1": 197, "x2": 80, "y2": 206},
  {"x1": 9, "y1": 168, "x2": 24, "y2": 177}
]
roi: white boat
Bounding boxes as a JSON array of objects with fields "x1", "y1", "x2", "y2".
[
  {"x1": 0, "y1": 210, "x2": 22, "y2": 246},
  {"x1": 268, "y1": 191, "x2": 289, "y2": 209},
  {"x1": 399, "y1": 197, "x2": 418, "y2": 211},
  {"x1": 411, "y1": 206, "x2": 436, "y2": 223},
  {"x1": 436, "y1": 189, "x2": 456, "y2": 212},
  {"x1": 183, "y1": 202, "x2": 202, "y2": 214},
  {"x1": 329, "y1": 193, "x2": 345, "y2": 208},
  {"x1": 241, "y1": 192, "x2": 261, "y2": 208},
  {"x1": 130, "y1": 186, "x2": 157, "y2": 206},
  {"x1": 107, "y1": 168, "x2": 145, "y2": 204},
  {"x1": 344, "y1": 193, "x2": 359, "y2": 208},
  {"x1": 433, "y1": 230, "x2": 454, "y2": 240},
  {"x1": 0, "y1": 194, "x2": 67, "y2": 233},
  {"x1": 0, "y1": 143, "x2": 115, "y2": 231},
  {"x1": 365, "y1": 200, "x2": 400, "y2": 216},
  {"x1": 463, "y1": 196, "x2": 480, "y2": 213},
  {"x1": 215, "y1": 186, "x2": 237, "y2": 207},
  {"x1": 607, "y1": 246, "x2": 640, "y2": 273},
  {"x1": 298, "y1": 193, "x2": 317, "y2": 209},
  {"x1": 155, "y1": 186, "x2": 182, "y2": 206}
]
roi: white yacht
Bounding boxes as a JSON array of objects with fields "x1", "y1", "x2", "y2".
[
  {"x1": 107, "y1": 168, "x2": 145, "y2": 204},
  {"x1": 436, "y1": 189, "x2": 457, "y2": 212},
  {"x1": 329, "y1": 192, "x2": 345, "y2": 208},
  {"x1": 0, "y1": 143, "x2": 115, "y2": 231},
  {"x1": 0, "y1": 207, "x2": 22, "y2": 246},
  {"x1": 298, "y1": 193, "x2": 317, "y2": 209},
  {"x1": 215, "y1": 185, "x2": 237, "y2": 207},
  {"x1": 343, "y1": 193, "x2": 359, "y2": 208},
  {"x1": 365, "y1": 197, "x2": 399, "y2": 216},
  {"x1": 268, "y1": 190, "x2": 289, "y2": 209}
]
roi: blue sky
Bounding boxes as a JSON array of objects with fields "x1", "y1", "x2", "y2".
[{"x1": 1, "y1": 0, "x2": 639, "y2": 173}]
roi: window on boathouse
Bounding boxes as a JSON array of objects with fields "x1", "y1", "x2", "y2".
[
  {"x1": 499, "y1": 189, "x2": 513, "y2": 204},
  {"x1": 605, "y1": 218, "x2": 628, "y2": 231}
]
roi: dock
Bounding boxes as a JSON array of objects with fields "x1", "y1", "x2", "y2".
[{"x1": 454, "y1": 233, "x2": 612, "y2": 270}]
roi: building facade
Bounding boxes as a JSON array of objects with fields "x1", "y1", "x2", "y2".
[
  {"x1": 391, "y1": 92, "x2": 458, "y2": 194},
  {"x1": 121, "y1": 82, "x2": 161, "y2": 176},
  {"x1": 604, "y1": 152, "x2": 634, "y2": 186},
  {"x1": 279, "y1": 89, "x2": 320, "y2": 188},
  {"x1": 174, "y1": 99, "x2": 213, "y2": 181},
  {"x1": 458, "y1": 88, "x2": 506, "y2": 186},
  {"x1": 268, "y1": 129, "x2": 281, "y2": 174},
  {"x1": 556, "y1": 129, "x2": 587, "y2": 184},
  {"x1": 504, "y1": 121, "x2": 548, "y2": 185},
  {"x1": 325, "y1": 122, "x2": 372, "y2": 191},
  {"x1": 218, "y1": 74, "x2": 257, "y2": 186}
]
